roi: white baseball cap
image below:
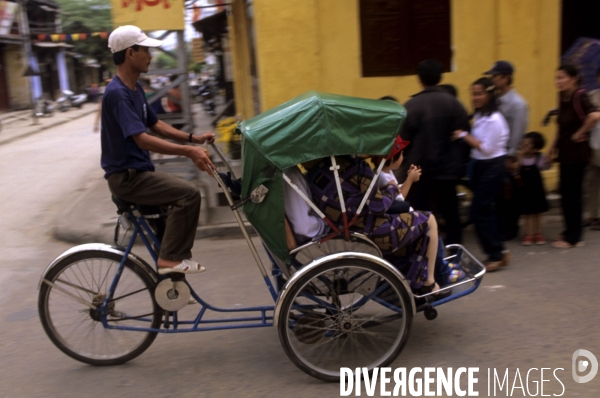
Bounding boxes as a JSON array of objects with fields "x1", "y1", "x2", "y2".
[{"x1": 108, "y1": 25, "x2": 163, "y2": 53}]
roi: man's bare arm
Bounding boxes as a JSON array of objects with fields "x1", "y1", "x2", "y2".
[
  {"x1": 149, "y1": 119, "x2": 215, "y2": 145},
  {"x1": 132, "y1": 132, "x2": 215, "y2": 174}
]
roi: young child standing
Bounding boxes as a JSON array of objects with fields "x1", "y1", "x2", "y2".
[{"x1": 517, "y1": 132, "x2": 550, "y2": 245}]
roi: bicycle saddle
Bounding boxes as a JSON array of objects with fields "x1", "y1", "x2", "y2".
[
  {"x1": 111, "y1": 196, "x2": 165, "y2": 220},
  {"x1": 111, "y1": 196, "x2": 136, "y2": 212}
]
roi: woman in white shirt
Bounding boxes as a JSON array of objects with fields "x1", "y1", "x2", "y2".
[{"x1": 453, "y1": 78, "x2": 509, "y2": 272}]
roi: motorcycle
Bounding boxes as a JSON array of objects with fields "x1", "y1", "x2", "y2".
[
  {"x1": 56, "y1": 90, "x2": 88, "y2": 112},
  {"x1": 34, "y1": 97, "x2": 55, "y2": 117}
]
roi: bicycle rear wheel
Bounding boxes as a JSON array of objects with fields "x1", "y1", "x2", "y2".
[
  {"x1": 38, "y1": 250, "x2": 161, "y2": 366},
  {"x1": 277, "y1": 258, "x2": 413, "y2": 382}
]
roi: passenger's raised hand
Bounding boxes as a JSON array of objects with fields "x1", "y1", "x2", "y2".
[{"x1": 407, "y1": 165, "x2": 422, "y2": 182}]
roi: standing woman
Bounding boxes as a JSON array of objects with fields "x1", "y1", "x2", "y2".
[
  {"x1": 547, "y1": 65, "x2": 600, "y2": 248},
  {"x1": 453, "y1": 78, "x2": 509, "y2": 271}
]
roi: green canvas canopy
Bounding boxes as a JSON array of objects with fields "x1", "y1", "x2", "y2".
[{"x1": 237, "y1": 91, "x2": 407, "y2": 262}]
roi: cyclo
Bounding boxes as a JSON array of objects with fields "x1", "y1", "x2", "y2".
[{"x1": 38, "y1": 91, "x2": 485, "y2": 382}]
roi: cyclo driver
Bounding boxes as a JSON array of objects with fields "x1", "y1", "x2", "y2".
[{"x1": 101, "y1": 25, "x2": 215, "y2": 275}]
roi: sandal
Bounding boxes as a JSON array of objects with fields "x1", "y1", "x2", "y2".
[
  {"x1": 158, "y1": 259, "x2": 206, "y2": 275},
  {"x1": 554, "y1": 234, "x2": 565, "y2": 242},
  {"x1": 551, "y1": 240, "x2": 572, "y2": 248}
]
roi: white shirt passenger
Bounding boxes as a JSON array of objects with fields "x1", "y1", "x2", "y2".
[
  {"x1": 470, "y1": 111, "x2": 510, "y2": 160},
  {"x1": 284, "y1": 167, "x2": 329, "y2": 241}
]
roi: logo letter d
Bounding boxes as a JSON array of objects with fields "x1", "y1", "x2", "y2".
[{"x1": 572, "y1": 349, "x2": 598, "y2": 383}]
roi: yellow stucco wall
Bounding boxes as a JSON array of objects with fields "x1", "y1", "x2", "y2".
[{"x1": 252, "y1": 0, "x2": 561, "y2": 185}]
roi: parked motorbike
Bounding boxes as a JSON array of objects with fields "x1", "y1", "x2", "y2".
[
  {"x1": 34, "y1": 97, "x2": 55, "y2": 117},
  {"x1": 70, "y1": 91, "x2": 88, "y2": 108},
  {"x1": 56, "y1": 90, "x2": 88, "y2": 112}
]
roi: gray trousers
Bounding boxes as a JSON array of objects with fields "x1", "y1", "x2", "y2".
[{"x1": 107, "y1": 170, "x2": 201, "y2": 261}]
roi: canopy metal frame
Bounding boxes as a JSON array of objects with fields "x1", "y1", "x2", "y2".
[{"x1": 282, "y1": 157, "x2": 387, "y2": 244}]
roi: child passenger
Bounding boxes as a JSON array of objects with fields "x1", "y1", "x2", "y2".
[
  {"x1": 373, "y1": 136, "x2": 465, "y2": 285},
  {"x1": 372, "y1": 137, "x2": 421, "y2": 214},
  {"x1": 517, "y1": 132, "x2": 550, "y2": 245}
]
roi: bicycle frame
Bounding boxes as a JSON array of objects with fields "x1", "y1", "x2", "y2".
[{"x1": 96, "y1": 204, "x2": 277, "y2": 334}]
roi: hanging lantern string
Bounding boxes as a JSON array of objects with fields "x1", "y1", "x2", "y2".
[{"x1": 36, "y1": 32, "x2": 109, "y2": 43}]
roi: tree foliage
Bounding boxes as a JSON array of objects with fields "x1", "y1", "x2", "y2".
[
  {"x1": 54, "y1": 0, "x2": 113, "y2": 65},
  {"x1": 155, "y1": 52, "x2": 179, "y2": 70}
]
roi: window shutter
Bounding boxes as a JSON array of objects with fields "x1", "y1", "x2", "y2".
[{"x1": 360, "y1": 0, "x2": 451, "y2": 77}]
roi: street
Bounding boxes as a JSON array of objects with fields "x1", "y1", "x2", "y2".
[{"x1": 0, "y1": 114, "x2": 599, "y2": 397}]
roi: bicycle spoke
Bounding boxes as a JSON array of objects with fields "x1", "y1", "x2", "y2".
[{"x1": 40, "y1": 253, "x2": 159, "y2": 364}]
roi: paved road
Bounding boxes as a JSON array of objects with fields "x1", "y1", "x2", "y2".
[{"x1": 1, "y1": 114, "x2": 600, "y2": 397}]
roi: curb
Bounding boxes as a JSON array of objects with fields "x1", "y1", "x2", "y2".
[
  {"x1": 53, "y1": 220, "x2": 256, "y2": 246},
  {"x1": 196, "y1": 222, "x2": 256, "y2": 239}
]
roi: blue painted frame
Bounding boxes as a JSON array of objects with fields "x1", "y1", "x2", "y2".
[
  {"x1": 99, "y1": 207, "x2": 276, "y2": 333},
  {"x1": 93, "y1": 206, "x2": 483, "y2": 335}
]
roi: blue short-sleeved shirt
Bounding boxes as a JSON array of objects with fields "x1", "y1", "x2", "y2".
[{"x1": 100, "y1": 76, "x2": 159, "y2": 178}]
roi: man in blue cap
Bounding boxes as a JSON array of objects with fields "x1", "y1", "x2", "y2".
[{"x1": 485, "y1": 60, "x2": 529, "y2": 243}]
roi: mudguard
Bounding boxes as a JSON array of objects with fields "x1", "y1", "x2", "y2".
[{"x1": 38, "y1": 243, "x2": 158, "y2": 289}]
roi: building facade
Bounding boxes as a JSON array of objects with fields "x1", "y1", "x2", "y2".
[{"x1": 228, "y1": 0, "x2": 564, "y2": 186}]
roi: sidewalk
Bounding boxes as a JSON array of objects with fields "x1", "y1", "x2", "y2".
[{"x1": 0, "y1": 105, "x2": 99, "y2": 146}]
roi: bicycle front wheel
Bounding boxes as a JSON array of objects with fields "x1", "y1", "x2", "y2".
[{"x1": 38, "y1": 250, "x2": 161, "y2": 366}]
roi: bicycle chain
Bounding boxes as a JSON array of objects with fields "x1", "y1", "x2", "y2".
[{"x1": 108, "y1": 286, "x2": 150, "y2": 303}]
